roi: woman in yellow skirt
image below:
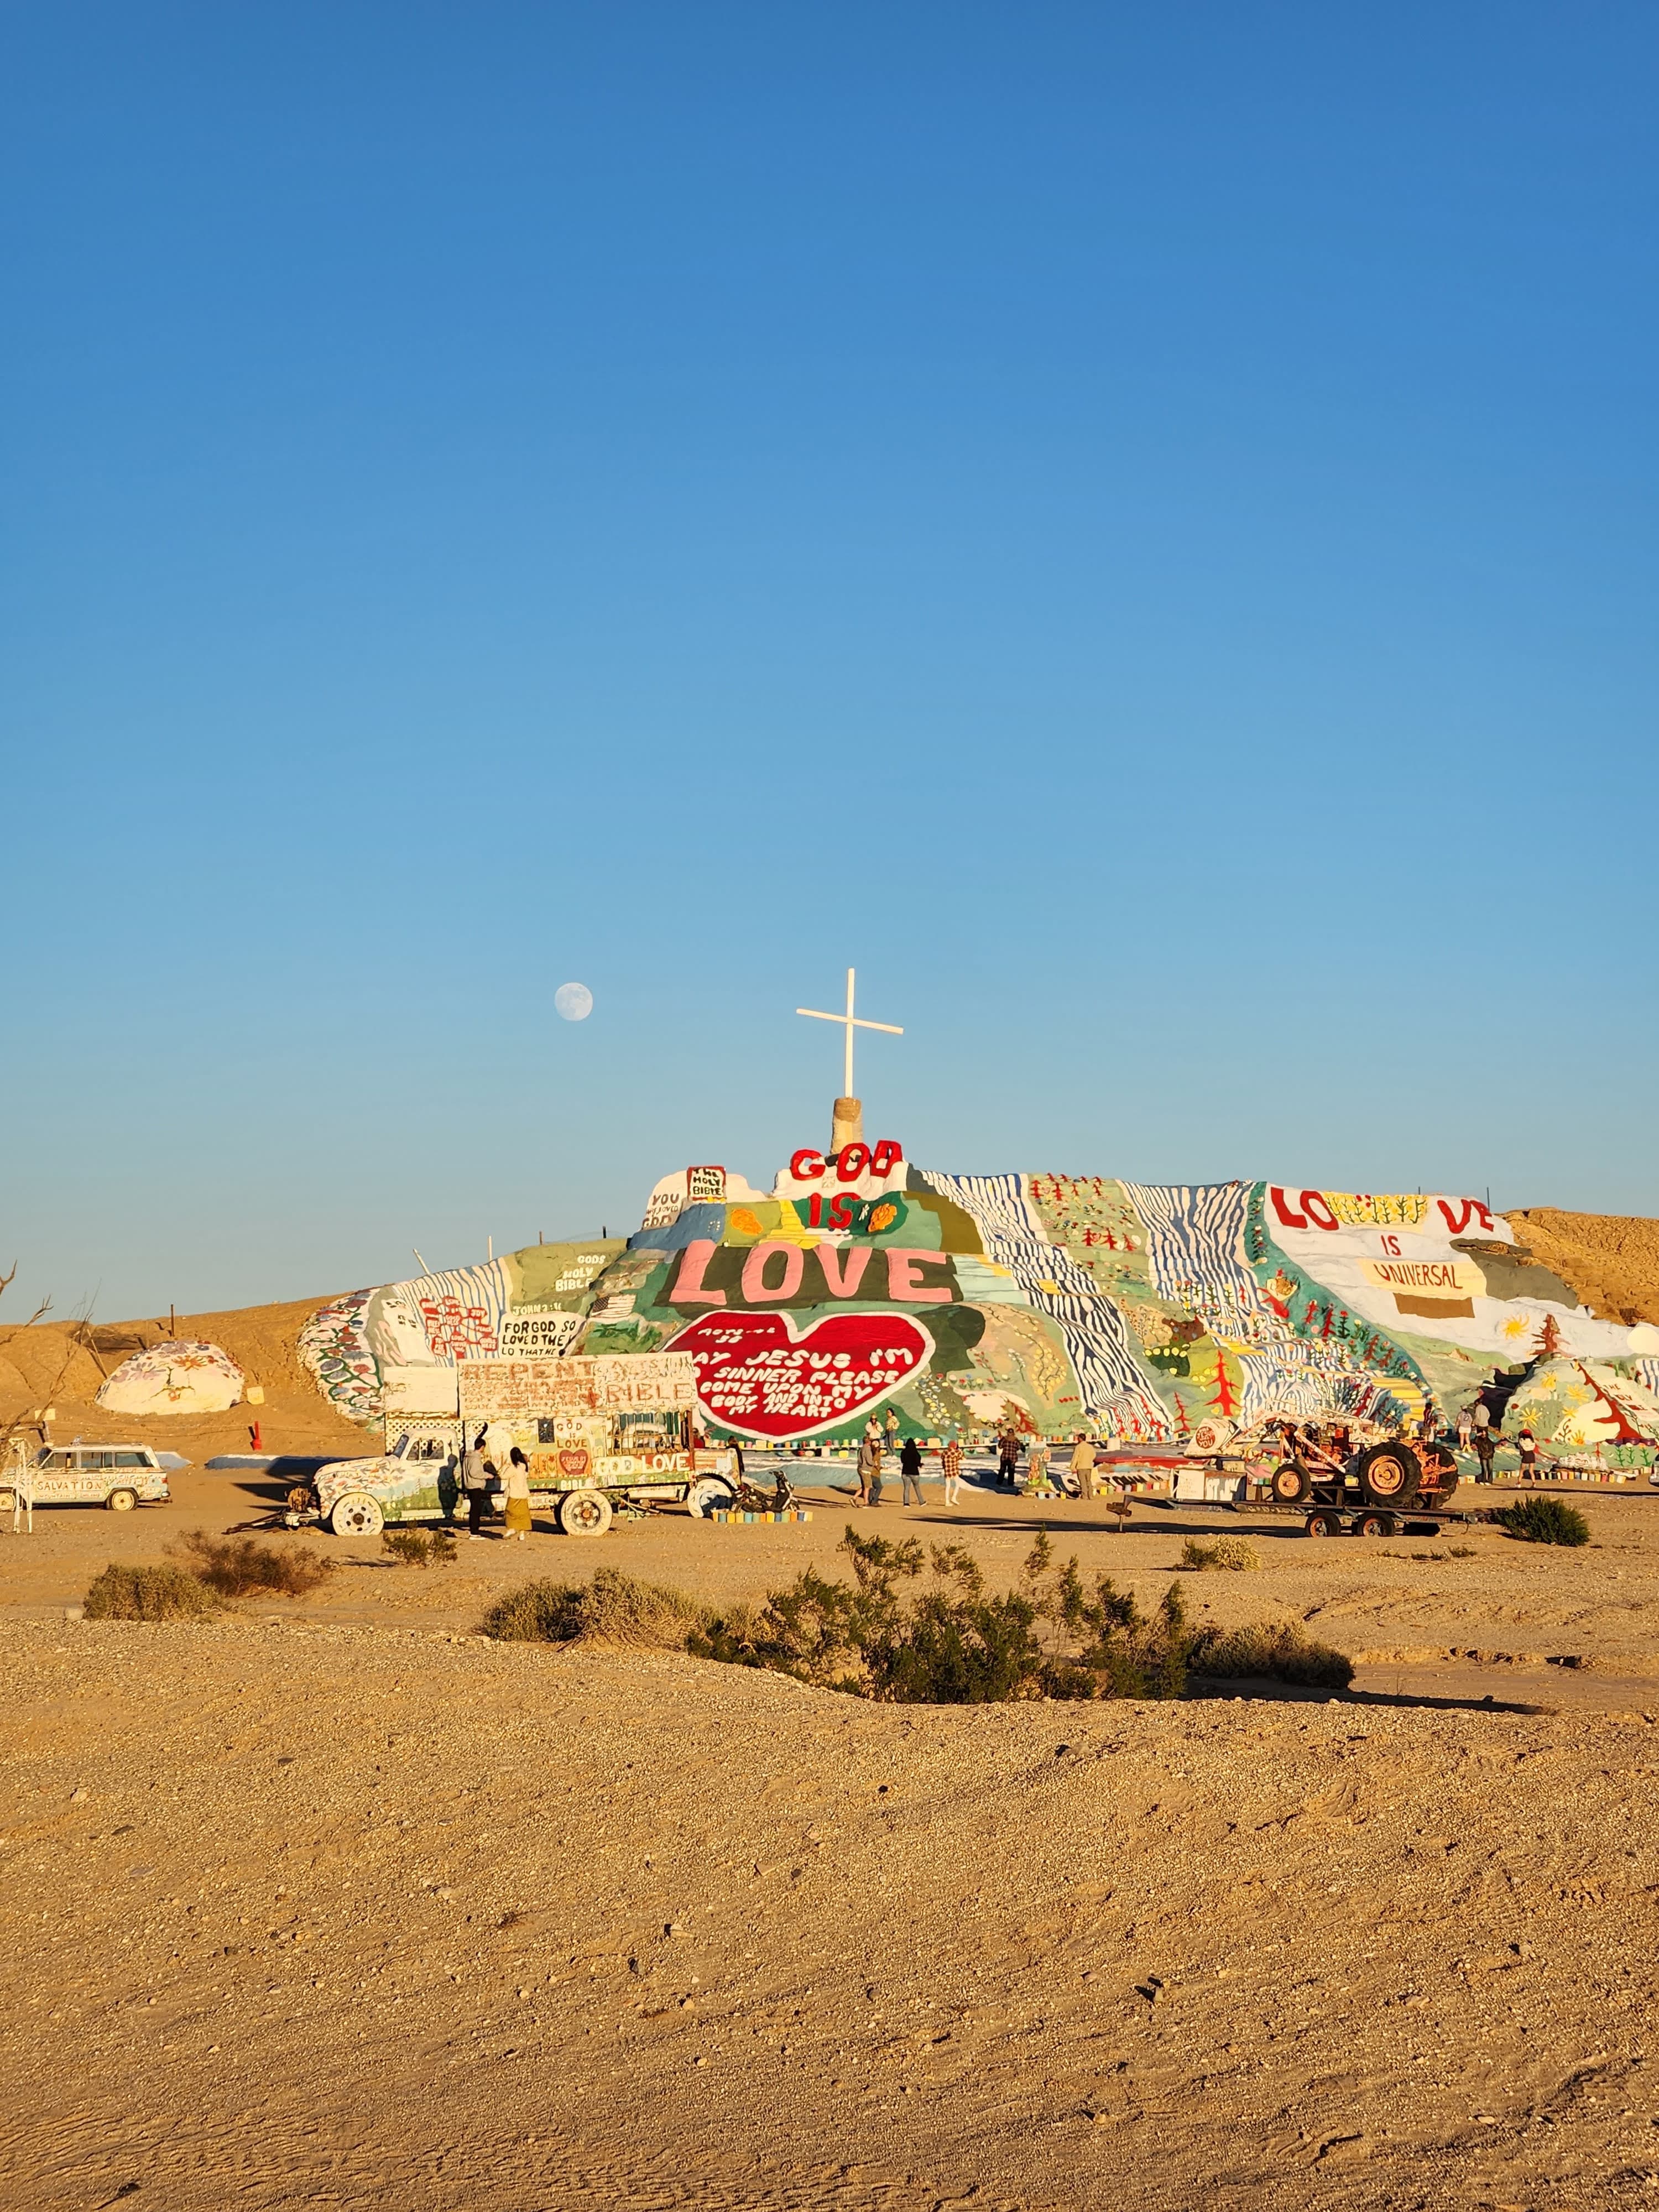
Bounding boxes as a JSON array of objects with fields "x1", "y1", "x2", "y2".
[{"x1": 503, "y1": 1447, "x2": 534, "y2": 1541}]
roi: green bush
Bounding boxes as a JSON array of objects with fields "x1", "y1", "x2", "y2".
[
  {"x1": 1494, "y1": 1495, "x2": 1590, "y2": 1548},
  {"x1": 481, "y1": 1566, "x2": 711, "y2": 1649},
  {"x1": 382, "y1": 1528, "x2": 457, "y2": 1567},
  {"x1": 1180, "y1": 1536, "x2": 1261, "y2": 1572},
  {"x1": 82, "y1": 1563, "x2": 220, "y2": 1623},
  {"x1": 691, "y1": 1527, "x2": 1194, "y2": 1703},
  {"x1": 1187, "y1": 1618, "x2": 1353, "y2": 1689},
  {"x1": 171, "y1": 1530, "x2": 336, "y2": 1597}
]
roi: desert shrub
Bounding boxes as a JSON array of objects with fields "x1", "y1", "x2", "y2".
[
  {"x1": 171, "y1": 1530, "x2": 335, "y2": 1598},
  {"x1": 1180, "y1": 1536, "x2": 1261, "y2": 1572},
  {"x1": 1188, "y1": 1619, "x2": 1353, "y2": 1689},
  {"x1": 82, "y1": 1563, "x2": 220, "y2": 1623},
  {"x1": 481, "y1": 1566, "x2": 711, "y2": 1650},
  {"x1": 382, "y1": 1528, "x2": 457, "y2": 1567},
  {"x1": 691, "y1": 1527, "x2": 1194, "y2": 1703},
  {"x1": 1494, "y1": 1495, "x2": 1590, "y2": 1548}
]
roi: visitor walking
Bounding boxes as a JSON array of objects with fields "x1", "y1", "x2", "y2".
[
  {"x1": 503, "y1": 1446, "x2": 533, "y2": 1542},
  {"x1": 461, "y1": 1430, "x2": 493, "y2": 1537},
  {"x1": 900, "y1": 1434, "x2": 925, "y2": 1505},
  {"x1": 941, "y1": 1436, "x2": 963, "y2": 1507},
  {"x1": 1517, "y1": 1427, "x2": 1541, "y2": 1482},
  {"x1": 857, "y1": 1420, "x2": 881, "y2": 1506},
  {"x1": 1069, "y1": 1433, "x2": 1098, "y2": 1501}
]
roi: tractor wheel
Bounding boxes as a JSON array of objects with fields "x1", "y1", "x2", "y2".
[
  {"x1": 1271, "y1": 1462, "x2": 1312, "y2": 1505},
  {"x1": 1357, "y1": 1442, "x2": 1421, "y2": 1507}
]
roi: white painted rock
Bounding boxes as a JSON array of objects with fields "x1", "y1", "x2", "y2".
[{"x1": 95, "y1": 1339, "x2": 244, "y2": 1416}]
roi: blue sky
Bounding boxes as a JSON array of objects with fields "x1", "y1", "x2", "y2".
[{"x1": 2, "y1": 2, "x2": 1655, "y2": 1319}]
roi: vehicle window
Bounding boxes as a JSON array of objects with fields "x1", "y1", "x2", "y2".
[
  {"x1": 114, "y1": 1452, "x2": 146, "y2": 1468},
  {"x1": 86, "y1": 1452, "x2": 114, "y2": 1471},
  {"x1": 36, "y1": 1450, "x2": 69, "y2": 1468}
]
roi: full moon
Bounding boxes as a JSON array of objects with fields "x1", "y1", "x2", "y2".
[{"x1": 555, "y1": 981, "x2": 594, "y2": 1022}]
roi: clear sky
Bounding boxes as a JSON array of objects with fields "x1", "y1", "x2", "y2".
[{"x1": 3, "y1": 2, "x2": 1655, "y2": 1321}]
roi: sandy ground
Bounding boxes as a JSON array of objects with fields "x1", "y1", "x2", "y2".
[{"x1": 6, "y1": 1259, "x2": 1659, "y2": 2209}]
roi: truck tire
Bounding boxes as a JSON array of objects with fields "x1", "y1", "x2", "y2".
[
  {"x1": 1271, "y1": 1462, "x2": 1312, "y2": 1505},
  {"x1": 0, "y1": 1486, "x2": 16, "y2": 1512},
  {"x1": 556, "y1": 1489, "x2": 613, "y2": 1537},
  {"x1": 106, "y1": 1488, "x2": 139, "y2": 1513},
  {"x1": 686, "y1": 1475, "x2": 738, "y2": 1519},
  {"x1": 330, "y1": 1493, "x2": 385, "y2": 1536},
  {"x1": 1357, "y1": 1442, "x2": 1420, "y2": 1507}
]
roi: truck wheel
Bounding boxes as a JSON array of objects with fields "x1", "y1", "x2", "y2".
[
  {"x1": 1353, "y1": 1510, "x2": 1396, "y2": 1538},
  {"x1": 556, "y1": 1489, "x2": 613, "y2": 1537},
  {"x1": 1357, "y1": 1442, "x2": 1420, "y2": 1507},
  {"x1": 1271, "y1": 1463, "x2": 1312, "y2": 1505},
  {"x1": 106, "y1": 1488, "x2": 139, "y2": 1513},
  {"x1": 686, "y1": 1476, "x2": 737, "y2": 1519},
  {"x1": 1304, "y1": 1510, "x2": 1343, "y2": 1537},
  {"x1": 330, "y1": 1493, "x2": 385, "y2": 1536},
  {"x1": 0, "y1": 1486, "x2": 15, "y2": 1512}
]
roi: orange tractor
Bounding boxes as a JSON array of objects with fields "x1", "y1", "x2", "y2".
[{"x1": 1266, "y1": 1423, "x2": 1462, "y2": 1537}]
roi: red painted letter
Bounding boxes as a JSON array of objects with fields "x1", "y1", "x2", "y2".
[
  {"x1": 1301, "y1": 1191, "x2": 1339, "y2": 1232},
  {"x1": 835, "y1": 1142, "x2": 870, "y2": 1182},
  {"x1": 790, "y1": 1148, "x2": 826, "y2": 1181},
  {"x1": 869, "y1": 1138, "x2": 904, "y2": 1176},
  {"x1": 1270, "y1": 1187, "x2": 1307, "y2": 1229}
]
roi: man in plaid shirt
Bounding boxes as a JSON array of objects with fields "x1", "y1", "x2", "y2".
[{"x1": 941, "y1": 1435, "x2": 964, "y2": 1507}]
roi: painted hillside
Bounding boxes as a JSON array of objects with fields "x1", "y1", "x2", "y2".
[{"x1": 299, "y1": 1143, "x2": 1659, "y2": 1460}]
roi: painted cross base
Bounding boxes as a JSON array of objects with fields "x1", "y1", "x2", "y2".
[{"x1": 831, "y1": 1095, "x2": 863, "y2": 1151}]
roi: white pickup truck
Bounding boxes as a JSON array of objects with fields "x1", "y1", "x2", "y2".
[
  {"x1": 310, "y1": 1432, "x2": 742, "y2": 1537},
  {"x1": 1, "y1": 1443, "x2": 174, "y2": 1512}
]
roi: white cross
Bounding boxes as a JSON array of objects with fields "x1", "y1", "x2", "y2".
[{"x1": 796, "y1": 967, "x2": 903, "y2": 1098}]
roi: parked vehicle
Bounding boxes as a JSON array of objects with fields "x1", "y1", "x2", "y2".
[
  {"x1": 1264, "y1": 1422, "x2": 1463, "y2": 1535},
  {"x1": 304, "y1": 1352, "x2": 742, "y2": 1536},
  {"x1": 1, "y1": 1442, "x2": 173, "y2": 1513}
]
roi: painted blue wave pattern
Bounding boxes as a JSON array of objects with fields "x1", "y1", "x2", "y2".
[{"x1": 920, "y1": 1170, "x2": 1171, "y2": 1438}]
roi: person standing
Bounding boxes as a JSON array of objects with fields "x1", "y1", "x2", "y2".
[
  {"x1": 1517, "y1": 1427, "x2": 1541, "y2": 1482},
  {"x1": 1456, "y1": 1403, "x2": 1474, "y2": 1453},
  {"x1": 940, "y1": 1434, "x2": 963, "y2": 1507},
  {"x1": 461, "y1": 1429, "x2": 492, "y2": 1538},
  {"x1": 857, "y1": 1421, "x2": 881, "y2": 1507},
  {"x1": 900, "y1": 1434, "x2": 925, "y2": 1506},
  {"x1": 1069, "y1": 1432, "x2": 1098, "y2": 1501},
  {"x1": 502, "y1": 1446, "x2": 533, "y2": 1542},
  {"x1": 883, "y1": 1407, "x2": 901, "y2": 1457},
  {"x1": 1471, "y1": 1400, "x2": 1495, "y2": 1483},
  {"x1": 997, "y1": 1430, "x2": 1021, "y2": 1490}
]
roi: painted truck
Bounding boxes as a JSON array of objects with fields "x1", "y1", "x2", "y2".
[{"x1": 311, "y1": 1352, "x2": 740, "y2": 1536}]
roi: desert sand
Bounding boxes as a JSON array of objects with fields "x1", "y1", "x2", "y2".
[{"x1": 4, "y1": 1259, "x2": 1659, "y2": 2209}]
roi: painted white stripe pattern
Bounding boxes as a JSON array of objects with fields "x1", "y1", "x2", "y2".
[{"x1": 920, "y1": 1170, "x2": 1171, "y2": 1438}]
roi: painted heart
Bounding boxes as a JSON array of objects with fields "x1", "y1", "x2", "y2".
[{"x1": 667, "y1": 1310, "x2": 935, "y2": 1441}]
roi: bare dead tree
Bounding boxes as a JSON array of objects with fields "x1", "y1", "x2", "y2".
[{"x1": 0, "y1": 1270, "x2": 96, "y2": 1475}]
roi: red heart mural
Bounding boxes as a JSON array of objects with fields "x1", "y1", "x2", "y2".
[{"x1": 669, "y1": 1310, "x2": 934, "y2": 1441}]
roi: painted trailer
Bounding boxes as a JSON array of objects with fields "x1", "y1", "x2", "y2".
[{"x1": 310, "y1": 1353, "x2": 740, "y2": 1536}]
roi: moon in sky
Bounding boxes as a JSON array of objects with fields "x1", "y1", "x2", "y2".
[{"x1": 555, "y1": 981, "x2": 594, "y2": 1022}]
